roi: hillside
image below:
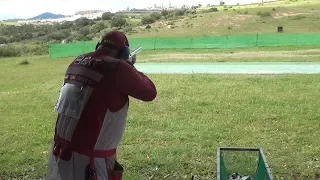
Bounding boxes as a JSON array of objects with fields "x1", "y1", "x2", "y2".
[
  {"x1": 1, "y1": 0, "x2": 320, "y2": 58},
  {"x1": 128, "y1": 0, "x2": 320, "y2": 38},
  {"x1": 29, "y1": 12, "x2": 66, "y2": 20}
]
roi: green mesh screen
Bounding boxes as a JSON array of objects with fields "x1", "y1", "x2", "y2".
[{"x1": 49, "y1": 33, "x2": 320, "y2": 58}]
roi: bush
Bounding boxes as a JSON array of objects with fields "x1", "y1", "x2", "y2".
[
  {"x1": 20, "y1": 60, "x2": 29, "y2": 65},
  {"x1": 0, "y1": 36, "x2": 8, "y2": 44},
  {"x1": 141, "y1": 16, "x2": 155, "y2": 25},
  {"x1": 91, "y1": 22, "x2": 105, "y2": 33},
  {"x1": 167, "y1": 21, "x2": 174, "y2": 25},
  {"x1": 201, "y1": 7, "x2": 218, "y2": 14},
  {"x1": 102, "y1": 12, "x2": 114, "y2": 20},
  {"x1": 188, "y1": 10, "x2": 197, "y2": 14},
  {"x1": 75, "y1": 17, "x2": 90, "y2": 27},
  {"x1": 111, "y1": 17, "x2": 127, "y2": 28},
  {"x1": 150, "y1": 12, "x2": 161, "y2": 20},
  {"x1": 161, "y1": 10, "x2": 169, "y2": 17},
  {"x1": 209, "y1": 7, "x2": 219, "y2": 12},
  {"x1": 122, "y1": 26, "x2": 134, "y2": 34},
  {"x1": 0, "y1": 45, "x2": 19, "y2": 57},
  {"x1": 0, "y1": 43, "x2": 48, "y2": 57},
  {"x1": 244, "y1": 11, "x2": 249, "y2": 14},
  {"x1": 291, "y1": 15, "x2": 306, "y2": 20},
  {"x1": 175, "y1": 9, "x2": 187, "y2": 16},
  {"x1": 257, "y1": 11, "x2": 271, "y2": 17},
  {"x1": 261, "y1": 11, "x2": 271, "y2": 17}
]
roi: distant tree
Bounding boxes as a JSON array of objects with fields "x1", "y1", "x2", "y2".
[
  {"x1": 0, "y1": 36, "x2": 7, "y2": 44},
  {"x1": 75, "y1": 17, "x2": 90, "y2": 27},
  {"x1": 60, "y1": 21, "x2": 74, "y2": 29},
  {"x1": 91, "y1": 22, "x2": 105, "y2": 33},
  {"x1": 111, "y1": 17, "x2": 127, "y2": 28},
  {"x1": 161, "y1": 10, "x2": 169, "y2": 17},
  {"x1": 207, "y1": 4, "x2": 211, "y2": 7},
  {"x1": 198, "y1": 4, "x2": 202, "y2": 8},
  {"x1": 141, "y1": 16, "x2": 155, "y2": 25},
  {"x1": 220, "y1": 1, "x2": 225, "y2": 6},
  {"x1": 47, "y1": 30, "x2": 70, "y2": 42},
  {"x1": 150, "y1": 12, "x2": 161, "y2": 20},
  {"x1": 182, "y1": 4, "x2": 188, "y2": 9},
  {"x1": 79, "y1": 27, "x2": 90, "y2": 36},
  {"x1": 191, "y1": 5, "x2": 197, "y2": 10},
  {"x1": 175, "y1": 8, "x2": 187, "y2": 16},
  {"x1": 102, "y1": 12, "x2": 114, "y2": 20}
]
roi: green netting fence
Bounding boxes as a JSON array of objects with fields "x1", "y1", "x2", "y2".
[{"x1": 49, "y1": 33, "x2": 320, "y2": 58}]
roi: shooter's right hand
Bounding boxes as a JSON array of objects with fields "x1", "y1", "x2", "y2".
[{"x1": 126, "y1": 54, "x2": 136, "y2": 65}]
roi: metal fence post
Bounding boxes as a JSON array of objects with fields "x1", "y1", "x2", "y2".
[
  {"x1": 226, "y1": 35, "x2": 229, "y2": 48},
  {"x1": 83, "y1": 41, "x2": 85, "y2": 54},
  {"x1": 256, "y1": 33, "x2": 259, "y2": 47},
  {"x1": 154, "y1": 37, "x2": 157, "y2": 50}
]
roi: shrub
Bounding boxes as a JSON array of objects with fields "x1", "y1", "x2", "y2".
[
  {"x1": 257, "y1": 11, "x2": 271, "y2": 17},
  {"x1": 111, "y1": 17, "x2": 127, "y2": 28},
  {"x1": 175, "y1": 8, "x2": 187, "y2": 16},
  {"x1": 20, "y1": 60, "x2": 30, "y2": 65},
  {"x1": 0, "y1": 43, "x2": 48, "y2": 57},
  {"x1": 209, "y1": 7, "x2": 219, "y2": 12},
  {"x1": 161, "y1": 10, "x2": 169, "y2": 17},
  {"x1": 291, "y1": 15, "x2": 306, "y2": 20},
  {"x1": 167, "y1": 21, "x2": 174, "y2": 25},
  {"x1": 261, "y1": 11, "x2": 271, "y2": 17},
  {"x1": 150, "y1": 12, "x2": 161, "y2": 20},
  {"x1": 141, "y1": 16, "x2": 155, "y2": 25}
]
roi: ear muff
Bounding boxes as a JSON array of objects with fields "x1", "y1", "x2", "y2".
[{"x1": 118, "y1": 46, "x2": 130, "y2": 60}]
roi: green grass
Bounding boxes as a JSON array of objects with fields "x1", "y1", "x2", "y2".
[{"x1": 1, "y1": 54, "x2": 320, "y2": 179}]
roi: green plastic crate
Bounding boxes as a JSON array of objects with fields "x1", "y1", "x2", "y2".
[{"x1": 217, "y1": 147, "x2": 274, "y2": 180}]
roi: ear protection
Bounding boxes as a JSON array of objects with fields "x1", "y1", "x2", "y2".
[
  {"x1": 118, "y1": 46, "x2": 130, "y2": 60},
  {"x1": 95, "y1": 42, "x2": 130, "y2": 60}
]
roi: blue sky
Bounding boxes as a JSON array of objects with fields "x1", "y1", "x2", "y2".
[{"x1": 0, "y1": 0, "x2": 269, "y2": 20}]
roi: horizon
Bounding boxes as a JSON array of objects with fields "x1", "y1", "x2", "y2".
[{"x1": 0, "y1": 0, "x2": 274, "y2": 20}]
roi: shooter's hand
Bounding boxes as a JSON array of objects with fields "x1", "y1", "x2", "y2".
[{"x1": 126, "y1": 54, "x2": 137, "y2": 65}]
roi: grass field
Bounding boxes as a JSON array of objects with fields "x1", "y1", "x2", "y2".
[
  {"x1": 1, "y1": 0, "x2": 320, "y2": 179},
  {"x1": 0, "y1": 55, "x2": 320, "y2": 179}
]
